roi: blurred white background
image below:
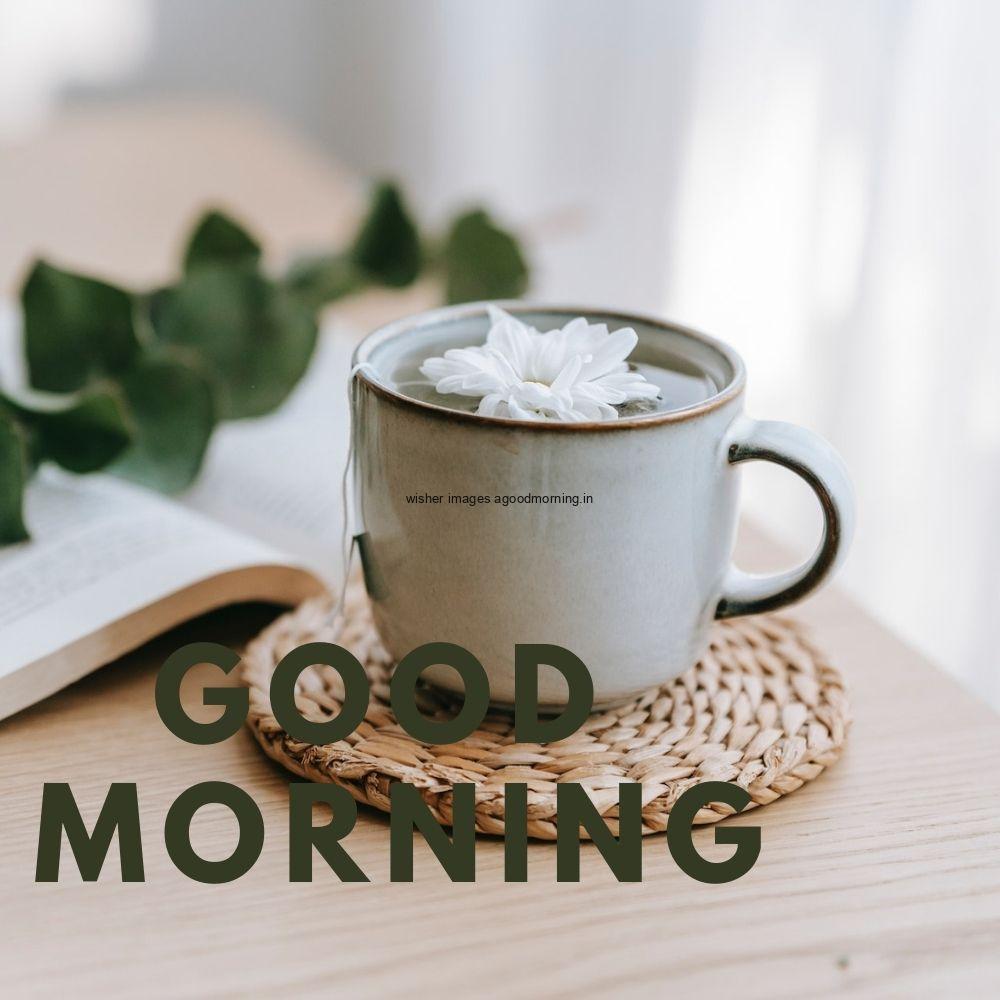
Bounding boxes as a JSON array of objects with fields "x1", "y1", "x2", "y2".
[{"x1": 1, "y1": 0, "x2": 997, "y2": 703}]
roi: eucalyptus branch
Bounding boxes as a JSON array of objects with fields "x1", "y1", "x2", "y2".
[{"x1": 0, "y1": 182, "x2": 529, "y2": 543}]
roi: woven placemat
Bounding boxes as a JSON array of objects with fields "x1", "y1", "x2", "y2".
[{"x1": 243, "y1": 584, "x2": 850, "y2": 838}]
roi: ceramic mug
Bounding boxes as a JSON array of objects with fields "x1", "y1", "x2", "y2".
[{"x1": 351, "y1": 303, "x2": 854, "y2": 708}]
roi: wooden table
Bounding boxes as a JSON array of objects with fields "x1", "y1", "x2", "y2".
[{"x1": 2, "y1": 104, "x2": 999, "y2": 998}]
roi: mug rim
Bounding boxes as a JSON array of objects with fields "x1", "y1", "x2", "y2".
[{"x1": 352, "y1": 301, "x2": 747, "y2": 431}]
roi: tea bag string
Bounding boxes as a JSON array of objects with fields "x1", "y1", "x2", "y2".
[{"x1": 327, "y1": 361, "x2": 380, "y2": 633}]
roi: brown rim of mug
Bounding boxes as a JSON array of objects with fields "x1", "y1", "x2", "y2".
[{"x1": 352, "y1": 301, "x2": 747, "y2": 431}]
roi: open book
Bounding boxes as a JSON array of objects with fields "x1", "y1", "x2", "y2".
[{"x1": 0, "y1": 307, "x2": 356, "y2": 721}]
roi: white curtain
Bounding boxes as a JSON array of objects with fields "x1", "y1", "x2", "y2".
[{"x1": 663, "y1": 0, "x2": 1000, "y2": 702}]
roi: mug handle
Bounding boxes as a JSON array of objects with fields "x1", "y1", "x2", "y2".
[{"x1": 715, "y1": 416, "x2": 855, "y2": 619}]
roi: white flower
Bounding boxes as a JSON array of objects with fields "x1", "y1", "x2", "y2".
[{"x1": 418, "y1": 306, "x2": 660, "y2": 421}]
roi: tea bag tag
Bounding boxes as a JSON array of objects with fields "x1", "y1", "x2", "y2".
[{"x1": 328, "y1": 362, "x2": 381, "y2": 630}]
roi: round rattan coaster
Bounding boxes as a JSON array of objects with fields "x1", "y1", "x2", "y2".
[{"x1": 243, "y1": 584, "x2": 850, "y2": 838}]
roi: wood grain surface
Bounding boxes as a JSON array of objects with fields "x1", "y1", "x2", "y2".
[{"x1": 1, "y1": 105, "x2": 999, "y2": 998}]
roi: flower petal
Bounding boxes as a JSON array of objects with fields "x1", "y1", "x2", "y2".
[
  {"x1": 485, "y1": 308, "x2": 535, "y2": 378},
  {"x1": 477, "y1": 392, "x2": 506, "y2": 417},
  {"x1": 550, "y1": 354, "x2": 583, "y2": 393},
  {"x1": 436, "y1": 372, "x2": 504, "y2": 396},
  {"x1": 506, "y1": 398, "x2": 545, "y2": 421},
  {"x1": 578, "y1": 327, "x2": 638, "y2": 379},
  {"x1": 594, "y1": 371, "x2": 661, "y2": 401}
]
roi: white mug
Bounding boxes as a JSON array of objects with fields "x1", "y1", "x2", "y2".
[{"x1": 351, "y1": 303, "x2": 854, "y2": 708}]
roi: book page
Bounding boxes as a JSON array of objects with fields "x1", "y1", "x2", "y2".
[
  {"x1": 179, "y1": 322, "x2": 357, "y2": 583},
  {"x1": 0, "y1": 469, "x2": 321, "y2": 717}
]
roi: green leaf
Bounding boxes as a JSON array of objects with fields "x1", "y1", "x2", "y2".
[
  {"x1": 442, "y1": 209, "x2": 530, "y2": 304},
  {"x1": 183, "y1": 209, "x2": 262, "y2": 274},
  {"x1": 284, "y1": 252, "x2": 366, "y2": 308},
  {"x1": 22, "y1": 260, "x2": 140, "y2": 393},
  {"x1": 0, "y1": 414, "x2": 29, "y2": 543},
  {"x1": 3, "y1": 390, "x2": 132, "y2": 474},
  {"x1": 149, "y1": 264, "x2": 318, "y2": 419},
  {"x1": 349, "y1": 182, "x2": 422, "y2": 287},
  {"x1": 111, "y1": 355, "x2": 216, "y2": 493}
]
